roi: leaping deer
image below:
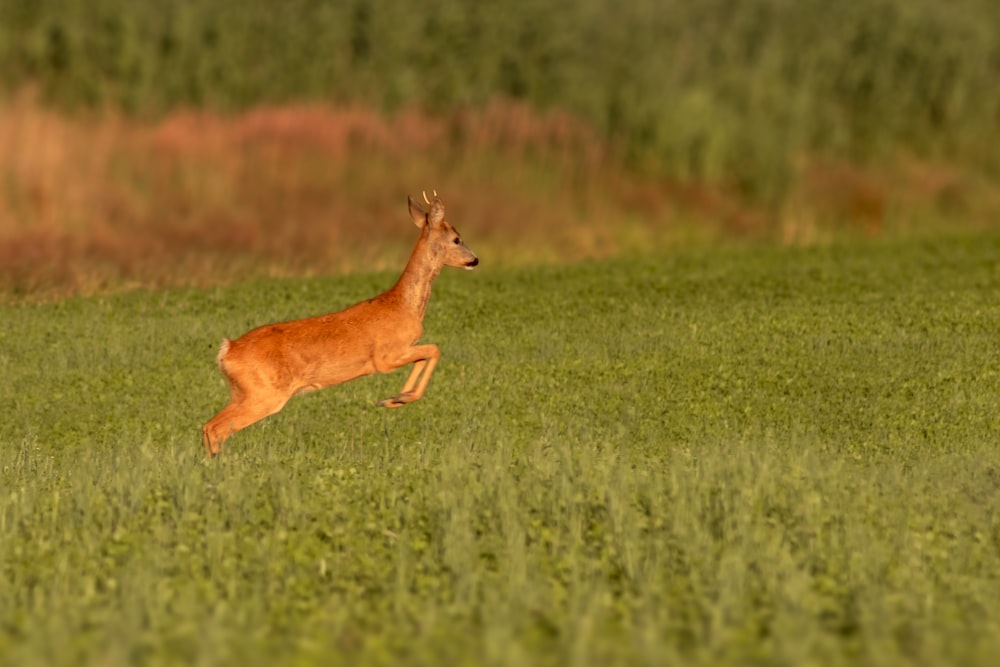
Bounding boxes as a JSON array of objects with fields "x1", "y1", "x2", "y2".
[{"x1": 201, "y1": 191, "x2": 479, "y2": 455}]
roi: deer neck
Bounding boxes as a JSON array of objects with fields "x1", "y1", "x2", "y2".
[{"x1": 388, "y1": 238, "x2": 442, "y2": 320}]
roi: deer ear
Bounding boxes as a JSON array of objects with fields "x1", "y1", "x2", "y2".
[
  {"x1": 428, "y1": 199, "x2": 445, "y2": 226},
  {"x1": 408, "y1": 196, "x2": 427, "y2": 229}
]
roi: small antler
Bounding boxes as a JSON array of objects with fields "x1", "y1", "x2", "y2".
[{"x1": 422, "y1": 189, "x2": 439, "y2": 205}]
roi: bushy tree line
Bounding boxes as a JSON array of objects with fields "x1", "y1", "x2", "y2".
[{"x1": 2, "y1": 0, "x2": 998, "y2": 200}]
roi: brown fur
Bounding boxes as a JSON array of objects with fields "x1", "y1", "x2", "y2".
[{"x1": 201, "y1": 194, "x2": 478, "y2": 455}]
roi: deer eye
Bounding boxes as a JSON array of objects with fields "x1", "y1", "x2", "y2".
[{"x1": 453, "y1": 237, "x2": 461, "y2": 245}]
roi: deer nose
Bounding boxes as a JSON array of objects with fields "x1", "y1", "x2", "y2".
[{"x1": 466, "y1": 257, "x2": 479, "y2": 269}]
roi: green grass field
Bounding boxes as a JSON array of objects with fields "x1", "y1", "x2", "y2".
[{"x1": 2, "y1": 233, "x2": 999, "y2": 666}]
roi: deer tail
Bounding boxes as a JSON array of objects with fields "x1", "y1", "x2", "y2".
[{"x1": 216, "y1": 339, "x2": 231, "y2": 368}]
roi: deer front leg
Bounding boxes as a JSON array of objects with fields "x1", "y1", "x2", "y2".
[{"x1": 376, "y1": 344, "x2": 441, "y2": 408}]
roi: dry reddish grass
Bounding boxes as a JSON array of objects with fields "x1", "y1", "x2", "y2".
[
  {"x1": 1, "y1": 92, "x2": 995, "y2": 297},
  {"x1": 0, "y1": 94, "x2": 665, "y2": 297}
]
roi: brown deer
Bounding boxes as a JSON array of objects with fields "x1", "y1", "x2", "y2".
[{"x1": 201, "y1": 192, "x2": 479, "y2": 455}]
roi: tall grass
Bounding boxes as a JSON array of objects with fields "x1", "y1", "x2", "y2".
[
  {"x1": 2, "y1": 0, "x2": 999, "y2": 202},
  {"x1": 1, "y1": 93, "x2": 995, "y2": 299},
  {"x1": 0, "y1": 96, "x2": 666, "y2": 297}
]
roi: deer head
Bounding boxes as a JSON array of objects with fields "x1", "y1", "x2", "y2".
[{"x1": 408, "y1": 191, "x2": 479, "y2": 270}]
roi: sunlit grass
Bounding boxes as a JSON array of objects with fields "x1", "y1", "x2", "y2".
[{"x1": 2, "y1": 233, "x2": 999, "y2": 665}]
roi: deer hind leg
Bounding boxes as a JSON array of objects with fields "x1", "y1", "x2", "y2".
[
  {"x1": 377, "y1": 344, "x2": 441, "y2": 408},
  {"x1": 202, "y1": 391, "x2": 291, "y2": 456}
]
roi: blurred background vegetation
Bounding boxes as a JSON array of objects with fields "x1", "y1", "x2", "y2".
[
  {"x1": 4, "y1": 0, "x2": 999, "y2": 196},
  {"x1": 1, "y1": 0, "x2": 999, "y2": 294}
]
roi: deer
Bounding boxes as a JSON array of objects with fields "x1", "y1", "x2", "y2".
[{"x1": 201, "y1": 191, "x2": 479, "y2": 455}]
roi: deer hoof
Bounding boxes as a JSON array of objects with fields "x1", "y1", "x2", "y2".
[{"x1": 377, "y1": 393, "x2": 413, "y2": 408}]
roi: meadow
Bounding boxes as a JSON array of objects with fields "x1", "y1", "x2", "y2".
[
  {"x1": 2, "y1": 232, "x2": 999, "y2": 666},
  {"x1": 3, "y1": 1, "x2": 1000, "y2": 664}
]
